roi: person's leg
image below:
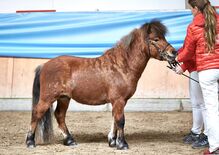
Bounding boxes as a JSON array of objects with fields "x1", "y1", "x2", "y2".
[
  {"x1": 183, "y1": 71, "x2": 203, "y2": 144},
  {"x1": 189, "y1": 72, "x2": 209, "y2": 148},
  {"x1": 190, "y1": 71, "x2": 205, "y2": 134},
  {"x1": 199, "y1": 69, "x2": 219, "y2": 153}
]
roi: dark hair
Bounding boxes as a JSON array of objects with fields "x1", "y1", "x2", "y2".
[
  {"x1": 141, "y1": 20, "x2": 167, "y2": 37},
  {"x1": 188, "y1": 0, "x2": 217, "y2": 52}
]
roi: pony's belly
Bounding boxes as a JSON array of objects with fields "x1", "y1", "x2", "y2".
[
  {"x1": 70, "y1": 73, "x2": 110, "y2": 105},
  {"x1": 71, "y1": 87, "x2": 108, "y2": 105},
  {"x1": 72, "y1": 96, "x2": 108, "y2": 105}
]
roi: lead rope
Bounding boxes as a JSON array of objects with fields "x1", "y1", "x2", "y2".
[{"x1": 167, "y1": 62, "x2": 199, "y2": 83}]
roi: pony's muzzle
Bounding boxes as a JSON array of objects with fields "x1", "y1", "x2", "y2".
[{"x1": 166, "y1": 50, "x2": 177, "y2": 61}]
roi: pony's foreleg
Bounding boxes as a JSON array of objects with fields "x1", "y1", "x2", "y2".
[
  {"x1": 111, "y1": 99, "x2": 129, "y2": 150},
  {"x1": 108, "y1": 119, "x2": 117, "y2": 147},
  {"x1": 54, "y1": 97, "x2": 77, "y2": 146},
  {"x1": 26, "y1": 100, "x2": 53, "y2": 148}
]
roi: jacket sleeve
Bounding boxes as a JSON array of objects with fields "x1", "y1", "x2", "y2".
[
  {"x1": 177, "y1": 47, "x2": 187, "y2": 71},
  {"x1": 177, "y1": 25, "x2": 197, "y2": 62},
  {"x1": 180, "y1": 63, "x2": 187, "y2": 72}
]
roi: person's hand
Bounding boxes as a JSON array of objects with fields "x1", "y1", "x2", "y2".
[{"x1": 174, "y1": 65, "x2": 184, "y2": 75}]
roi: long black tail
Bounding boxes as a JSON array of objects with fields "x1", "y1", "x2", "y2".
[{"x1": 32, "y1": 65, "x2": 54, "y2": 144}]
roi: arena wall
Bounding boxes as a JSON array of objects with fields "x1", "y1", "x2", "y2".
[
  {"x1": 0, "y1": 57, "x2": 190, "y2": 111},
  {"x1": 1, "y1": 0, "x2": 218, "y2": 111}
]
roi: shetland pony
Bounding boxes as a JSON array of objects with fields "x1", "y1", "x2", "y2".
[{"x1": 26, "y1": 20, "x2": 176, "y2": 150}]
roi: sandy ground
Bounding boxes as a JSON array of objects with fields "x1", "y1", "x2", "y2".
[{"x1": 0, "y1": 111, "x2": 205, "y2": 155}]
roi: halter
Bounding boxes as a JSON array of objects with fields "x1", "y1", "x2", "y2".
[
  {"x1": 145, "y1": 25, "x2": 170, "y2": 59},
  {"x1": 145, "y1": 36, "x2": 171, "y2": 60}
]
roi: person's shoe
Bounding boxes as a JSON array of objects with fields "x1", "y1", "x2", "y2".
[
  {"x1": 183, "y1": 131, "x2": 200, "y2": 144},
  {"x1": 203, "y1": 148, "x2": 219, "y2": 155},
  {"x1": 192, "y1": 133, "x2": 209, "y2": 149}
]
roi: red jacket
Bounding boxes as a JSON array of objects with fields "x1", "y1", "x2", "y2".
[
  {"x1": 178, "y1": 47, "x2": 196, "y2": 73},
  {"x1": 177, "y1": 13, "x2": 219, "y2": 71}
]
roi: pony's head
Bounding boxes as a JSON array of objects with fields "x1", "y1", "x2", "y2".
[{"x1": 140, "y1": 20, "x2": 177, "y2": 62}]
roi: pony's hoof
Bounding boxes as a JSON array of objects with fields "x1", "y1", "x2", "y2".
[
  {"x1": 26, "y1": 131, "x2": 35, "y2": 148},
  {"x1": 117, "y1": 143, "x2": 129, "y2": 150},
  {"x1": 63, "y1": 137, "x2": 77, "y2": 146},
  {"x1": 26, "y1": 140, "x2": 36, "y2": 148},
  {"x1": 116, "y1": 138, "x2": 129, "y2": 150},
  {"x1": 108, "y1": 137, "x2": 116, "y2": 147}
]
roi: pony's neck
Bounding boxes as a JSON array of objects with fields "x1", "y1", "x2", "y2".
[
  {"x1": 102, "y1": 30, "x2": 150, "y2": 80},
  {"x1": 126, "y1": 32, "x2": 150, "y2": 79}
]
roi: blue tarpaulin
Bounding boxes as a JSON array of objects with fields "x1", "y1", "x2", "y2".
[{"x1": 0, "y1": 11, "x2": 194, "y2": 58}]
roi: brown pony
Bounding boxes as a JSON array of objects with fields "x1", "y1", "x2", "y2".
[{"x1": 26, "y1": 20, "x2": 176, "y2": 150}]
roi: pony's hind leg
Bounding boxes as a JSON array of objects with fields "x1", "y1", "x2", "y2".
[
  {"x1": 54, "y1": 97, "x2": 77, "y2": 146},
  {"x1": 110, "y1": 99, "x2": 129, "y2": 150},
  {"x1": 26, "y1": 100, "x2": 53, "y2": 148},
  {"x1": 26, "y1": 65, "x2": 54, "y2": 148}
]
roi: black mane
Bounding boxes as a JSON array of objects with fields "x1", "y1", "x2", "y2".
[
  {"x1": 141, "y1": 20, "x2": 167, "y2": 37},
  {"x1": 118, "y1": 30, "x2": 135, "y2": 49},
  {"x1": 115, "y1": 20, "x2": 167, "y2": 50}
]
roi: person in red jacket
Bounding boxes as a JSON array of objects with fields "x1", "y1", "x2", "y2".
[
  {"x1": 175, "y1": 0, "x2": 219, "y2": 154},
  {"x1": 175, "y1": 48, "x2": 208, "y2": 149}
]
